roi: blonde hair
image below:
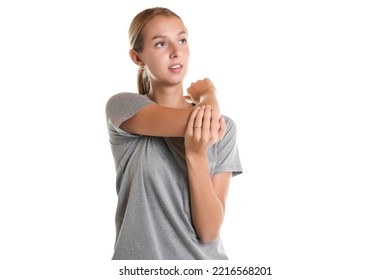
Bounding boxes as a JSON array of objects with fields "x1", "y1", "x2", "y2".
[{"x1": 128, "y1": 7, "x2": 183, "y2": 95}]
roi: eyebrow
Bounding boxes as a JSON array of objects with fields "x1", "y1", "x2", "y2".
[{"x1": 151, "y1": 30, "x2": 187, "y2": 40}]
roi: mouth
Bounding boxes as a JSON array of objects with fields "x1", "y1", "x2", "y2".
[{"x1": 168, "y1": 64, "x2": 183, "y2": 72}]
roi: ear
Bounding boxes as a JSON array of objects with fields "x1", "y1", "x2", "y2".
[{"x1": 129, "y1": 49, "x2": 144, "y2": 66}]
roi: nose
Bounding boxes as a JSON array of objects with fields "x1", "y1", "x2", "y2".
[{"x1": 169, "y1": 45, "x2": 181, "y2": 59}]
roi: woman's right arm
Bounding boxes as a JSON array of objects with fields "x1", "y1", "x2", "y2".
[{"x1": 119, "y1": 78, "x2": 220, "y2": 137}]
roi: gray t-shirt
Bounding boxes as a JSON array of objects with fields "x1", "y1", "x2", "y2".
[{"x1": 106, "y1": 92, "x2": 243, "y2": 260}]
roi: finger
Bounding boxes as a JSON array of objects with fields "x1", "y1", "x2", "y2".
[
  {"x1": 201, "y1": 106, "x2": 212, "y2": 133},
  {"x1": 187, "y1": 83, "x2": 196, "y2": 94},
  {"x1": 186, "y1": 106, "x2": 200, "y2": 136},
  {"x1": 217, "y1": 116, "x2": 227, "y2": 141},
  {"x1": 183, "y1": 95, "x2": 194, "y2": 104},
  {"x1": 188, "y1": 81, "x2": 199, "y2": 91},
  {"x1": 194, "y1": 106, "x2": 205, "y2": 132},
  {"x1": 210, "y1": 108, "x2": 220, "y2": 139}
]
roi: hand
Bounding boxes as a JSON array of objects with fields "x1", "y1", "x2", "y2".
[
  {"x1": 185, "y1": 105, "x2": 226, "y2": 155},
  {"x1": 185, "y1": 78, "x2": 217, "y2": 104}
]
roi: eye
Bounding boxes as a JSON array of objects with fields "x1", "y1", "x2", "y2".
[
  {"x1": 178, "y1": 38, "x2": 187, "y2": 45},
  {"x1": 155, "y1": 41, "x2": 167, "y2": 48}
]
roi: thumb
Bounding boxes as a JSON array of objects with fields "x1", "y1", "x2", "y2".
[
  {"x1": 217, "y1": 116, "x2": 227, "y2": 141},
  {"x1": 184, "y1": 95, "x2": 193, "y2": 103}
]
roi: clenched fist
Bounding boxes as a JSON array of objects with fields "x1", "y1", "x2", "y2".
[{"x1": 185, "y1": 78, "x2": 217, "y2": 104}]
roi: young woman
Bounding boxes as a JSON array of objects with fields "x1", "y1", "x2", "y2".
[{"x1": 106, "y1": 7, "x2": 242, "y2": 260}]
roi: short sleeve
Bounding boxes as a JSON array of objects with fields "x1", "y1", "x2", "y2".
[
  {"x1": 105, "y1": 92, "x2": 154, "y2": 142},
  {"x1": 214, "y1": 116, "x2": 243, "y2": 177}
]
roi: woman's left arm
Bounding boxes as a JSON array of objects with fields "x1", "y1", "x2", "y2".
[{"x1": 185, "y1": 106, "x2": 231, "y2": 243}]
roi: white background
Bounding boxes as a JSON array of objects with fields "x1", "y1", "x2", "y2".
[{"x1": 0, "y1": 0, "x2": 389, "y2": 279}]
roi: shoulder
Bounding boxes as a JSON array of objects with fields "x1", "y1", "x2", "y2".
[
  {"x1": 106, "y1": 92, "x2": 148, "y2": 107},
  {"x1": 222, "y1": 115, "x2": 238, "y2": 133},
  {"x1": 106, "y1": 92, "x2": 154, "y2": 114}
]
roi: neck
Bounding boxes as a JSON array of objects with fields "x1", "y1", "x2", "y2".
[{"x1": 148, "y1": 84, "x2": 192, "y2": 109}]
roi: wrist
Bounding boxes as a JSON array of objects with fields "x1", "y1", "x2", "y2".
[
  {"x1": 185, "y1": 150, "x2": 208, "y2": 164},
  {"x1": 200, "y1": 88, "x2": 217, "y2": 100},
  {"x1": 198, "y1": 93, "x2": 219, "y2": 113}
]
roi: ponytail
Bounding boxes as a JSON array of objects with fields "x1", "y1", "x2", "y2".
[{"x1": 137, "y1": 66, "x2": 150, "y2": 95}]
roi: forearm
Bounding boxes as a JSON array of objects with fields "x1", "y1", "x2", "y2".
[{"x1": 186, "y1": 152, "x2": 224, "y2": 243}]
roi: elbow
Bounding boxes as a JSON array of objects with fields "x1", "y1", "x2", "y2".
[
  {"x1": 197, "y1": 229, "x2": 220, "y2": 244},
  {"x1": 199, "y1": 236, "x2": 218, "y2": 244}
]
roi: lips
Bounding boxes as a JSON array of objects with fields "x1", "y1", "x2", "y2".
[{"x1": 168, "y1": 64, "x2": 183, "y2": 72}]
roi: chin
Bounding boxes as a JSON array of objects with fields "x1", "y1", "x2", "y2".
[{"x1": 169, "y1": 75, "x2": 187, "y2": 85}]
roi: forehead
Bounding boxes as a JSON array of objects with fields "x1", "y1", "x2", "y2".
[{"x1": 142, "y1": 15, "x2": 186, "y2": 40}]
